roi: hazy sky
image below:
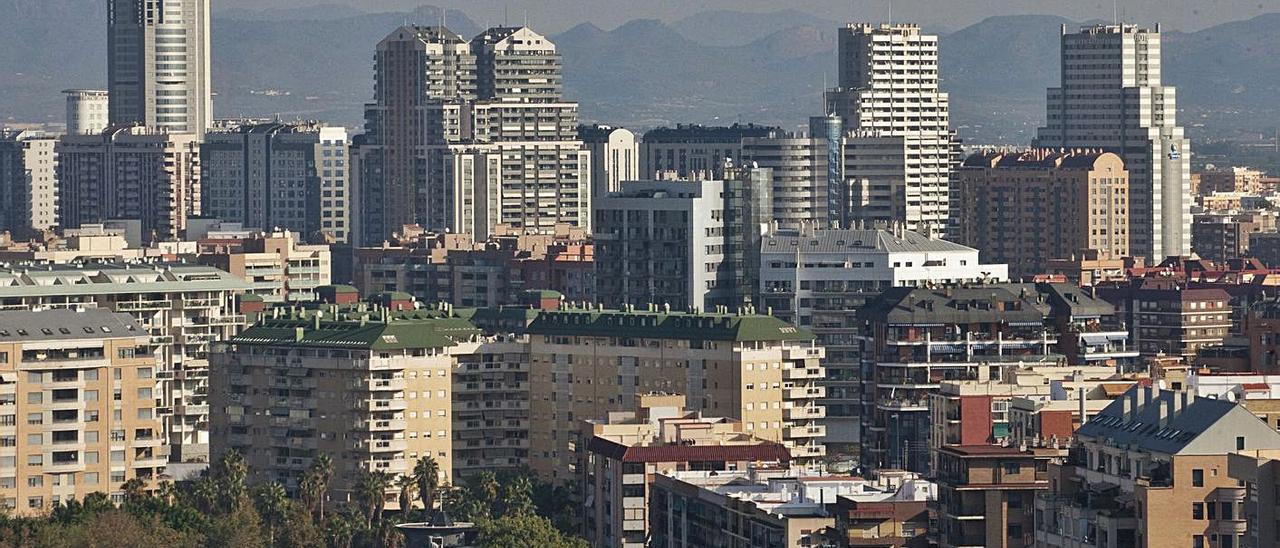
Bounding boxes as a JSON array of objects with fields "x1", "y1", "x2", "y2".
[{"x1": 216, "y1": 0, "x2": 1280, "y2": 33}]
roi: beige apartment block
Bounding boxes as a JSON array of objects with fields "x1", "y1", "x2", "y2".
[
  {"x1": 0, "y1": 308, "x2": 167, "y2": 514},
  {"x1": 210, "y1": 311, "x2": 478, "y2": 507},
  {"x1": 199, "y1": 229, "x2": 331, "y2": 303},
  {"x1": 524, "y1": 307, "x2": 827, "y2": 485}
]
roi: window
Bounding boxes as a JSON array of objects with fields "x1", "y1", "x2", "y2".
[
  {"x1": 1221, "y1": 502, "x2": 1234, "y2": 520},
  {"x1": 1008, "y1": 491, "x2": 1023, "y2": 508},
  {"x1": 1003, "y1": 462, "x2": 1021, "y2": 475},
  {"x1": 1193, "y1": 503, "x2": 1204, "y2": 519},
  {"x1": 1237, "y1": 436, "x2": 1246, "y2": 450},
  {"x1": 1192, "y1": 469, "x2": 1204, "y2": 487},
  {"x1": 1193, "y1": 535, "x2": 1204, "y2": 548}
]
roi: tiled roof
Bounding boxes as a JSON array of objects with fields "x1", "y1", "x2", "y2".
[
  {"x1": 1075, "y1": 385, "x2": 1280, "y2": 455},
  {"x1": 0, "y1": 308, "x2": 145, "y2": 342},
  {"x1": 525, "y1": 309, "x2": 815, "y2": 342},
  {"x1": 0, "y1": 263, "x2": 248, "y2": 297},
  {"x1": 231, "y1": 316, "x2": 479, "y2": 351}
]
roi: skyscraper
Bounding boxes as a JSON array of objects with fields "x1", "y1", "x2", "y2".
[
  {"x1": 1035, "y1": 24, "x2": 1192, "y2": 260},
  {"x1": 354, "y1": 26, "x2": 589, "y2": 245},
  {"x1": 107, "y1": 0, "x2": 212, "y2": 133},
  {"x1": 825, "y1": 23, "x2": 958, "y2": 233},
  {"x1": 0, "y1": 130, "x2": 59, "y2": 235}
]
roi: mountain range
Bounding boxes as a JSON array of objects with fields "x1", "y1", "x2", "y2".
[{"x1": 2, "y1": 2, "x2": 1278, "y2": 143}]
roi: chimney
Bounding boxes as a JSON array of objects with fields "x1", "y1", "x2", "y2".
[
  {"x1": 1141, "y1": 386, "x2": 1154, "y2": 410},
  {"x1": 1158, "y1": 393, "x2": 1170, "y2": 428},
  {"x1": 1078, "y1": 387, "x2": 1088, "y2": 425},
  {"x1": 1121, "y1": 393, "x2": 1132, "y2": 421}
]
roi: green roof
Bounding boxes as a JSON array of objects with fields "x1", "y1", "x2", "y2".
[
  {"x1": 239, "y1": 294, "x2": 265, "y2": 302},
  {"x1": 318, "y1": 284, "x2": 359, "y2": 294},
  {"x1": 371, "y1": 291, "x2": 415, "y2": 301},
  {"x1": 523, "y1": 290, "x2": 563, "y2": 299},
  {"x1": 525, "y1": 309, "x2": 814, "y2": 342},
  {"x1": 231, "y1": 316, "x2": 480, "y2": 350}
]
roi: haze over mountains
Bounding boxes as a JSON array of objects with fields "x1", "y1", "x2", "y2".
[{"x1": 2, "y1": 2, "x2": 1277, "y2": 143}]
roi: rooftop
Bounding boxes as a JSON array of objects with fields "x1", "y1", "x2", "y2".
[
  {"x1": 762, "y1": 228, "x2": 978, "y2": 254},
  {"x1": 231, "y1": 315, "x2": 480, "y2": 351},
  {"x1": 0, "y1": 262, "x2": 249, "y2": 297},
  {"x1": 1075, "y1": 385, "x2": 1280, "y2": 456},
  {"x1": 0, "y1": 308, "x2": 145, "y2": 342},
  {"x1": 525, "y1": 308, "x2": 815, "y2": 342}
]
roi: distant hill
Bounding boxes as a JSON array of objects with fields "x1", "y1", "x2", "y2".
[{"x1": 1, "y1": 2, "x2": 1278, "y2": 142}]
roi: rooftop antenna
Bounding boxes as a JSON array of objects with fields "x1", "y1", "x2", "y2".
[
  {"x1": 523, "y1": 9, "x2": 529, "y2": 28},
  {"x1": 887, "y1": 0, "x2": 891, "y2": 26},
  {"x1": 1112, "y1": 0, "x2": 1118, "y2": 25},
  {"x1": 504, "y1": 4, "x2": 508, "y2": 26},
  {"x1": 441, "y1": 7, "x2": 447, "y2": 30}
]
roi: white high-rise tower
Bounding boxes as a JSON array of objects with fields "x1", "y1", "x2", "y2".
[
  {"x1": 107, "y1": 0, "x2": 212, "y2": 134},
  {"x1": 1035, "y1": 24, "x2": 1191, "y2": 260},
  {"x1": 825, "y1": 23, "x2": 959, "y2": 234}
]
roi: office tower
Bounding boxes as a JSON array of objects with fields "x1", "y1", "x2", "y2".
[
  {"x1": 57, "y1": 126, "x2": 201, "y2": 242},
  {"x1": 741, "y1": 129, "x2": 828, "y2": 230},
  {"x1": 594, "y1": 166, "x2": 772, "y2": 311},
  {"x1": 62, "y1": 90, "x2": 110, "y2": 136},
  {"x1": 525, "y1": 307, "x2": 827, "y2": 485},
  {"x1": 210, "y1": 312, "x2": 472, "y2": 501},
  {"x1": 0, "y1": 308, "x2": 169, "y2": 513},
  {"x1": 196, "y1": 229, "x2": 332, "y2": 304},
  {"x1": 955, "y1": 149, "x2": 1131, "y2": 278},
  {"x1": 825, "y1": 23, "x2": 958, "y2": 234},
  {"x1": 202, "y1": 122, "x2": 351, "y2": 242},
  {"x1": 355, "y1": 26, "x2": 588, "y2": 245},
  {"x1": 1035, "y1": 24, "x2": 1192, "y2": 261},
  {"x1": 580, "y1": 125, "x2": 639, "y2": 198},
  {"x1": 107, "y1": 0, "x2": 212, "y2": 133},
  {"x1": 639, "y1": 124, "x2": 775, "y2": 179},
  {"x1": 758, "y1": 227, "x2": 1008, "y2": 455},
  {"x1": 0, "y1": 130, "x2": 59, "y2": 235},
  {"x1": 0, "y1": 264, "x2": 248, "y2": 462}
]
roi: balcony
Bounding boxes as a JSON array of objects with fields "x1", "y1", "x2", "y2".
[
  {"x1": 784, "y1": 406, "x2": 826, "y2": 420},
  {"x1": 786, "y1": 424, "x2": 827, "y2": 438},
  {"x1": 115, "y1": 299, "x2": 170, "y2": 312},
  {"x1": 366, "y1": 378, "x2": 406, "y2": 392},
  {"x1": 355, "y1": 418, "x2": 407, "y2": 432},
  {"x1": 784, "y1": 366, "x2": 824, "y2": 380},
  {"x1": 781, "y1": 347, "x2": 824, "y2": 361},
  {"x1": 363, "y1": 399, "x2": 408, "y2": 412},
  {"x1": 785, "y1": 386, "x2": 826, "y2": 400}
]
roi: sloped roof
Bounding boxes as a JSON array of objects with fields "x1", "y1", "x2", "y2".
[
  {"x1": 1075, "y1": 386, "x2": 1280, "y2": 456},
  {"x1": 857, "y1": 282, "x2": 1116, "y2": 325},
  {"x1": 585, "y1": 437, "x2": 792, "y2": 464},
  {"x1": 231, "y1": 316, "x2": 479, "y2": 351},
  {"x1": 762, "y1": 229, "x2": 977, "y2": 254},
  {"x1": 0, "y1": 308, "x2": 144, "y2": 342}
]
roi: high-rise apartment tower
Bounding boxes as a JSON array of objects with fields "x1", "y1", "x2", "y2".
[{"x1": 107, "y1": 0, "x2": 212, "y2": 133}]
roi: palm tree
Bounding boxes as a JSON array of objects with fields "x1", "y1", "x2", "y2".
[
  {"x1": 306, "y1": 453, "x2": 334, "y2": 521},
  {"x1": 253, "y1": 483, "x2": 288, "y2": 547},
  {"x1": 394, "y1": 475, "x2": 416, "y2": 517},
  {"x1": 213, "y1": 449, "x2": 248, "y2": 512},
  {"x1": 191, "y1": 476, "x2": 219, "y2": 514},
  {"x1": 355, "y1": 469, "x2": 390, "y2": 528},
  {"x1": 121, "y1": 477, "x2": 148, "y2": 505},
  {"x1": 411, "y1": 456, "x2": 440, "y2": 512},
  {"x1": 500, "y1": 475, "x2": 535, "y2": 518},
  {"x1": 471, "y1": 471, "x2": 499, "y2": 508}
]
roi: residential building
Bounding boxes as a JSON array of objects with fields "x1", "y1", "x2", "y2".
[
  {"x1": 0, "y1": 130, "x2": 58, "y2": 235},
  {"x1": 1046, "y1": 251, "x2": 1134, "y2": 287},
  {"x1": 197, "y1": 229, "x2": 331, "y2": 303},
  {"x1": 1191, "y1": 211, "x2": 1275, "y2": 262},
  {"x1": 0, "y1": 308, "x2": 169, "y2": 514},
  {"x1": 831, "y1": 475, "x2": 935, "y2": 548},
  {"x1": 1247, "y1": 231, "x2": 1280, "y2": 268},
  {"x1": 354, "y1": 25, "x2": 589, "y2": 244},
  {"x1": 1036, "y1": 386, "x2": 1280, "y2": 548},
  {"x1": 935, "y1": 445, "x2": 1055, "y2": 548},
  {"x1": 580, "y1": 125, "x2": 639, "y2": 198},
  {"x1": 1227, "y1": 449, "x2": 1280, "y2": 548},
  {"x1": 57, "y1": 126, "x2": 201, "y2": 242},
  {"x1": 62, "y1": 90, "x2": 110, "y2": 136},
  {"x1": 856, "y1": 283, "x2": 1125, "y2": 472},
  {"x1": 825, "y1": 23, "x2": 958, "y2": 234},
  {"x1": 209, "y1": 310, "x2": 477, "y2": 505},
  {"x1": 524, "y1": 307, "x2": 827, "y2": 485},
  {"x1": 649, "y1": 469, "x2": 857, "y2": 548},
  {"x1": 351, "y1": 225, "x2": 594, "y2": 308},
  {"x1": 759, "y1": 226, "x2": 1007, "y2": 455},
  {"x1": 579, "y1": 394, "x2": 793, "y2": 548},
  {"x1": 107, "y1": 0, "x2": 211, "y2": 133},
  {"x1": 639, "y1": 124, "x2": 775, "y2": 179},
  {"x1": 0, "y1": 263, "x2": 248, "y2": 461},
  {"x1": 450, "y1": 335, "x2": 531, "y2": 478},
  {"x1": 955, "y1": 149, "x2": 1130, "y2": 278},
  {"x1": 202, "y1": 121, "x2": 351, "y2": 242},
  {"x1": 594, "y1": 168, "x2": 771, "y2": 311},
  {"x1": 1129, "y1": 280, "x2": 1231, "y2": 359},
  {"x1": 1035, "y1": 24, "x2": 1192, "y2": 260},
  {"x1": 1199, "y1": 167, "x2": 1265, "y2": 195}
]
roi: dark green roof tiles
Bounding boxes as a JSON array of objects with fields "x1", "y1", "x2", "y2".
[
  {"x1": 524, "y1": 309, "x2": 815, "y2": 342},
  {"x1": 231, "y1": 317, "x2": 479, "y2": 351}
]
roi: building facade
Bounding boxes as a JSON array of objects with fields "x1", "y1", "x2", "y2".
[
  {"x1": 0, "y1": 263, "x2": 248, "y2": 462},
  {"x1": 825, "y1": 23, "x2": 958, "y2": 234},
  {"x1": 197, "y1": 229, "x2": 331, "y2": 304},
  {"x1": 956, "y1": 150, "x2": 1130, "y2": 278},
  {"x1": 581, "y1": 125, "x2": 639, "y2": 199},
  {"x1": 62, "y1": 90, "x2": 110, "y2": 136},
  {"x1": 202, "y1": 122, "x2": 351, "y2": 243},
  {"x1": 0, "y1": 308, "x2": 168, "y2": 514},
  {"x1": 1035, "y1": 24, "x2": 1192, "y2": 260},
  {"x1": 0, "y1": 131, "x2": 58, "y2": 235},
  {"x1": 935, "y1": 445, "x2": 1055, "y2": 548},
  {"x1": 639, "y1": 124, "x2": 775, "y2": 180},
  {"x1": 106, "y1": 0, "x2": 211, "y2": 134},
  {"x1": 57, "y1": 126, "x2": 201, "y2": 242},
  {"x1": 759, "y1": 227, "x2": 1007, "y2": 455}
]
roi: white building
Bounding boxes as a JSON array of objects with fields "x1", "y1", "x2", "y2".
[
  {"x1": 63, "y1": 89, "x2": 110, "y2": 136},
  {"x1": 742, "y1": 131, "x2": 828, "y2": 230},
  {"x1": 202, "y1": 122, "x2": 351, "y2": 242},
  {"x1": 825, "y1": 23, "x2": 958, "y2": 234},
  {"x1": 107, "y1": 0, "x2": 212, "y2": 134},
  {"x1": 0, "y1": 130, "x2": 59, "y2": 234},
  {"x1": 581, "y1": 125, "x2": 639, "y2": 199},
  {"x1": 1035, "y1": 24, "x2": 1192, "y2": 260},
  {"x1": 759, "y1": 226, "x2": 1007, "y2": 451}
]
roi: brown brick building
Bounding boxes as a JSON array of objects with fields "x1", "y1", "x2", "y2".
[{"x1": 956, "y1": 149, "x2": 1129, "y2": 277}]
